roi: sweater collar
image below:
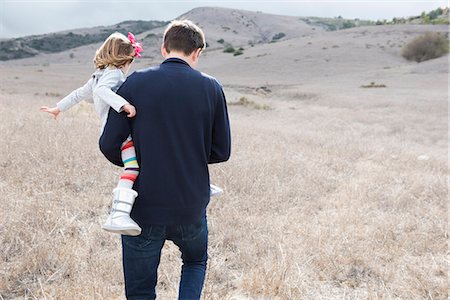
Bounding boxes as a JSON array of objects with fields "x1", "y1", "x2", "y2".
[{"x1": 162, "y1": 57, "x2": 191, "y2": 67}]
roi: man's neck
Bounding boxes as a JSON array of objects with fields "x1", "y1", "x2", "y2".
[{"x1": 164, "y1": 52, "x2": 193, "y2": 67}]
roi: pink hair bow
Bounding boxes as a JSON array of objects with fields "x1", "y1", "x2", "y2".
[{"x1": 128, "y1": 32, "x2": 143, "y2": 58}]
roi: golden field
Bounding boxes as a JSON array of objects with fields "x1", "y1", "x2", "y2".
[{"x1": 0, "y1": 8, "x2": 448, "y2": 299}]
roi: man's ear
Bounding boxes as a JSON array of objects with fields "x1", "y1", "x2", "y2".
[
  {"x1": 191, "y1": 48, "x2": 202, "y2": 63},
  {"x1": 161, "y1": 44, "x2": 168, "y2": 58}
]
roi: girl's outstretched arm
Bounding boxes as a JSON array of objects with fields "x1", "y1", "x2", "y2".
[
  {"x1": 41, "y1": 76, "x2": 94, "y2": 119},
  {"x1": 55, "y1": 77, "x2": 94, "y2": 112}
]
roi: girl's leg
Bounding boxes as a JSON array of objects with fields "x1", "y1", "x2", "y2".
[
  {"x1": 209, "y1": 184, "x2": 223, "y2": 196},
  {"x1": 118, "y1": 136, "x2": 139, "y2": 189},
  {"x1": 102, "y1": 135, "x2": 141, "y2": 236}
]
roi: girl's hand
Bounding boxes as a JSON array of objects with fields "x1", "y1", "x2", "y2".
[
  {"x1": 122, "y1": 104, "x2": 136, "y2": 118},
  {"x1": 40, "y1": 106, "x2": 61, "y2": 120}
]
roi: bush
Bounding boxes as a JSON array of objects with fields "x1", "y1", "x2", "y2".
[
  {"x1": 402, "y1": 32, "x2": 449, "y2": 62},
  {"x1": 217, "y1": 38, "x2": 224, "y2": 44},
  {"x1": 428, "y1": 7, "x2": 443, "y2": 20},
  {"x1": 360, "y1": 82, "x2": 387, "y2": 88},
  {"x1": 223, "y1": 46, "x2": 235, "y2": 53},
  {"x1": 342, "y1": 20, "x2": 355, "y2": 29},
  {"x1": 272, "y1": 32, "x2": 286, "y2": 41},
  {"x1": 233, "y1": 49, "x2": 244, "y2": 56},
  {"x1": 327, "y1": 24, "x2": 337, "y2": 31},
  {"x1": 431, "y1": 18, "x2": 450, "y2": 25}
]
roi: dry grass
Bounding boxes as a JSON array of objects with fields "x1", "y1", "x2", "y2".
[
  {"x1": 360, "y1": 82, "x2": 387, "y2": 88},
  {"x1": 0, "y1": 62, "x2": 447, "y2": 299},
  {"x1": 228, "y1": 96, "x2": 272, "y2": 110}
]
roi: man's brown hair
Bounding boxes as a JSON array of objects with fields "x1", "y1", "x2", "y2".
[{"x1": 163, "y1": 20, "x2": 205, "y2": 56}]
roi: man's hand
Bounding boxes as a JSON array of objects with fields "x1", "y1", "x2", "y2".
[
  {"x1": 122, "y1": 104, "x2": 136, "y2": 118},
  {"x1": 40, "y1": 106, "x2": 61, "y2": 120}
]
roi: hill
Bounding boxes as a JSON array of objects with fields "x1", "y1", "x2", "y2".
[
  {"x1": 382, "y1": 6, "x2": 449, "y2": 25},
  {"x1": 178, "y1": 7, "x2": 323, "y2": 49},
  {"x1": 0, "y1": 20, "x2": 168, "y2": 61},
  {"x1": 2, "y1": 6, "x2": 447, "y2": 62},
  {"x1": 0, "y1": 6, "x2": 377, "y2": 61},
  {"x1": 0, "y1": 6, "x2": 448, "y2": 65}
]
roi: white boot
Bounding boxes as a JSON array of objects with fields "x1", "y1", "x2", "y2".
[
  {"x1": 102, "y1": 187, "x2": 142, "y2": 236},
  {"x1": 210, "y1": 184, "x2": 223, "y2": 197}
]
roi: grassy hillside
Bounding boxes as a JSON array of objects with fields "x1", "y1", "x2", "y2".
[
  {"x1": 298, "y1": 16, "x2": 375, "y2": 31},
  {"x1": 299, "y1": 7, "x2": 449, "y2": 30},
  {"x1": 0, "y1": 6, "x2": 448, "y2": 62},
  {"x1": 0, "y1": 20, "x2": 168, "y2": 61},
  {"x1": 381, "y1": 6, "x2": 449, "y2": 25}
]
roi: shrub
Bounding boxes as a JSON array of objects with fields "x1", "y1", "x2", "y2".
[
  {"x1": 45, "y1": 92, "x2": 62, "y2": 97},
  {"x1": 272, "y1": 32, "x2": 286, "y2": 41},
  {"x1": 223, "y1": 46, "x2": 235, "y2": 53},
  {"x1": 360, "y1": 82, "x2": 387, "y2": 88},
  {"x1": 342, "y1": 20, "x2": 355, "y2": 29},
  {"x1": 217, "y1": 38, "x2": 225, "y2": 44},
  {"x1": 234, "y1": 49, "x2": 244, "y2": 56},
  {"x1": 402, "y1": 32, "x2": 449, "y2": 62},
  {"x1": 327, "y1": 24, "x2": 337, "y2": 31},
  {"x1": 428, "y1": 7, "x2": 443, "y2": 20},
  {"x1": 431, "y1": 18, "x2": 450, "y2": 25}
]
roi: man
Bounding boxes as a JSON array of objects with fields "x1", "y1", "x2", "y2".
[{"x1": 99, "y1": 20, "x2": 231, "y2": 299}]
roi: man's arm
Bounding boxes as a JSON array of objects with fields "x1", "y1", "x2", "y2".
[
  {"x1": 99, "y1": 77, "x2": 134, "y2": 166},
  {"x1": 209, "y1": 85, "x2": 231, "y2": 164},
  {"x1": 99, "y1": 108, "x2": 130, "y2": 166}
]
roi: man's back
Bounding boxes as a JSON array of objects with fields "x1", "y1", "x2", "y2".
[
  {"x1": 100, "y1": 57, "x2": 231, "y2": 226},
  {"x1": 100, "y1": 19, "x2": 229, "y2": 299}
]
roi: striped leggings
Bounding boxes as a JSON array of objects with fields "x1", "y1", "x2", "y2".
[{"x1": 118, "y1": 135, "x2": 139, "y2": 190}]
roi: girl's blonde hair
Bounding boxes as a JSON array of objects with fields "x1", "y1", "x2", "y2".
[{"x1": 93, "y1": 32, "x2": 135, "y2": 69}]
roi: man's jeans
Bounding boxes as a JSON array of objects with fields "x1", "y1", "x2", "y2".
[{"x1": 121, "y1": 215, "x2": 208, "y2": 300}]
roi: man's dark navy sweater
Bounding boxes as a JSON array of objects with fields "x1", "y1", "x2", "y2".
[{"x1": 99, "y1": 58, "x2": 231, "y2": 225}]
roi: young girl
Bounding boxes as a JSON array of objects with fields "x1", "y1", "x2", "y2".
[
  {"x1": 41, "y1": 32, "x2": 143, "y2": 236},
  {"x1": 41, "y1": 32, "x2": 223, "y2": 237}
]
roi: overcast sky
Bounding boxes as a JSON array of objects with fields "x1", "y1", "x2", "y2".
[{"x1": 0, "y1": 0, "x2": 448, "y2": 38}]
